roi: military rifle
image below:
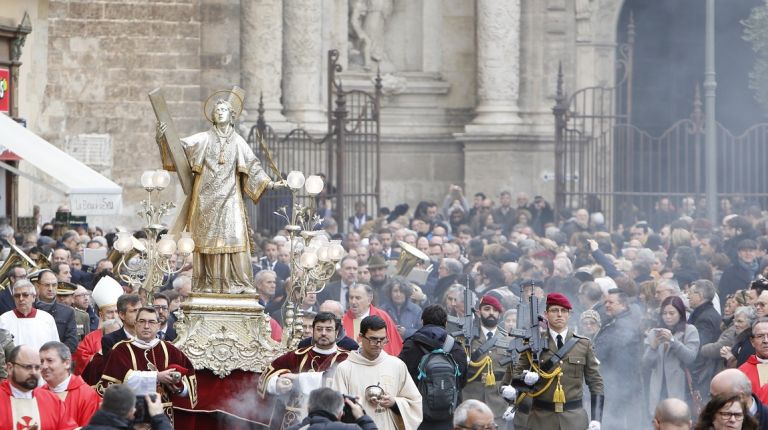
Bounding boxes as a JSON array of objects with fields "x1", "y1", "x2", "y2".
[
  {"x1": 448, "y1": 277, "x2": 476, "y2": 356},
  {"x1": 498, "y1": 279, "x2": 545, "y2": 367}
]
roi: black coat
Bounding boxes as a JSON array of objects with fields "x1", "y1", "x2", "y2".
[
  {"x1": 35, "y1": 300, "x2": 78, "y2": 353},
  {"x1": 83, "y1": 409, "x2": 172, "y2": 430},
  {"x1": 752, "y1": 394, "x2": 768, "y2": 430},
  {"x1": 398, "y1": 324, "x2": 468, "y2": 430},
  {"x1": 297, "y1": 335, "x2": 359, "y2": 351},
  {"x1": 719, "y1": 263, "x2": 757, "y2": 304},
  {"x1": 286, "y1": 410, "x2": 377, "y2": 430},
  {"x1": 101, "y1": 328, "x2": 129, "y2": 356},
  {"x1": 688, "y1": 301, "x2": 722, "y2": 392}
]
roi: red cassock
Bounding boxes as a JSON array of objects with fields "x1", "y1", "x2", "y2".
[
  {"x1": 739, "y1": 355, "x2": 768, "y2": 404},
  {"x1": 42, "y1": 375, "x2": 101, "y2": 426},
  {"x1": 97, "y1": 340, "x2": 198, "y2": 424},
  {"x1": 73, "y1": 329, "x2": 103, "y2": 375},
  {"x1": 0, "y1": 380, "x2": 77, "y2": 430},
  {"x1": 342, "y1": 305, "x2": 403, "y2": 356}
]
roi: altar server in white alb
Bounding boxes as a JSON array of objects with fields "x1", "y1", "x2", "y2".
[
  {"x1": 0, "y1": 280, "x2": 59, "y2": 350},
  {"x1": 332, "y1": 315, "x2": 422, "y2": 430}
]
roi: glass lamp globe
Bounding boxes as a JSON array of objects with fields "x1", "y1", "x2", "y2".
[
  {"x1": 152, "y1": 170, "x2": 171, "y2": 190},
  {"x1": 328, "y1": 240, "x2": 345, "y2": 261},
  {"x1": 140, "y1": 170, "x2": 156, "y2": 190},
  {"x1": 305, "y1": 175, "x2": 324, "y2": 195},
  {"x1": 177, "y1": 232, "x2": 195, "y2": 255},
  {"x1": 316, "y1": 245, "x2": 330, "y2": 262},
  {"x1": 300, "y1": 250, "x2": 319, "y2": 269},
  {"x1": 157, "y1": 234, "x2": 177, "y2": 257},
  {"x1": 286, "y1": 171, "x2": 306, "y2": 190},
  {"x1": 114, "y1": 232, "x2": 134, "y2": 253}
]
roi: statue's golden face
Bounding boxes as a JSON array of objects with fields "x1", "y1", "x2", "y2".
[{"x1": 213, "y1": 103, "x2": 231, "y2": 125}]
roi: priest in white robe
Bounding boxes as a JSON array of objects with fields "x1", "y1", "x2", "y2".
[
  {"x1": 332, "y1": 315, "x2": 422, "y2": 430},
  {"x1": 0, "y1": 280, "x2": 59, "y2": 351}
]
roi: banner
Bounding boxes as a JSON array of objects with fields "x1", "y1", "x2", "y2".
[{"x1": 0, "y1": 68, "x2": 9, "y2": 114}]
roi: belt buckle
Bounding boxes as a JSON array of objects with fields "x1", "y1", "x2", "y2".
[{"x1": 554, "y1": 402, "x2": 563, "y2": 413}]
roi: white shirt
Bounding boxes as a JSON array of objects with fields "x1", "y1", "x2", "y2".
[
  {"x1": 481, "y1": 327, "x2": 497, "y2": 340},
  {"x1": 50, "y1": 375, "x2": 71, "y2": 393},
  {"x1": 0, "y1": 309, "x2": 59, "y2": 352},
  {"x1": 549, "y1": 327, "x2": 569, "y2": 347}
]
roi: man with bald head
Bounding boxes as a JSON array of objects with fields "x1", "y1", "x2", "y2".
[
  {"x1": 711, "y1": 368, "x2": 768, "y2": 428},
  {"x1": 0, "y1": 345, "x2": 77, "y2": 429},
  {"x1": 652, "y1": 398, "x2": 691, "y2": 430}
]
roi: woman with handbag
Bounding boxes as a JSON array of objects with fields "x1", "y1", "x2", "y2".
[{"x1": 643, "y1": 295, "x2": 701, "y2": 418}]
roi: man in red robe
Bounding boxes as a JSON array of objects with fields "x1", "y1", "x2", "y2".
[
  {"x1": 258, "y1": 311, "x2": 351, "y2": 429},
  {"x1": 0, "y1": 345, "x2": 77, "y2": 430},
  {"x1": 342, "y1": 284, "x2": 403, "y2": 356},
  {"x1": 97, "y1": 306, "x2": 198, "y2": 425},
  {"x1": 739, "y1": 319, "x2": 768, "y2": 403},
  {"x1": 40, "y1": 340, "x2": 100, "y2": 426}
]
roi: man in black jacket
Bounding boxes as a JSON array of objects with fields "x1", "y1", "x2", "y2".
[
  {"x1": 398, "y1": 304, "x2": 468, "y2": 430},
  {"x1": 83, "y1": 384, "x2": 171, "y2": 430},
  {"x1": 287, "y1": 387, "x2": 377, "y2": 430},
  {"x1": 688, "y1": 279, "x2": 723, "y2": 401},
  {"x1": 710, "y1": 369, "x2": 768, "y2": 430}
]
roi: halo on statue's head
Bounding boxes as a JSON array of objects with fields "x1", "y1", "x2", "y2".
[{"x1": 203, "y1": 90, "x2": 244, "y2": 124}]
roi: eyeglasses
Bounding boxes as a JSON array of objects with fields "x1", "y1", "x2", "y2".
[
  {"x1": 457, "y1": 424, "x2": 499, "y2": 430},
  {"x1": 717, "y1": 411, "x2": 744, "y2": 421},
  {"x1": 39, "y1": 282, "x2": 58, "y2": 288},
  {"x1": 362, "y1": 335, "x2": 389, "y2": 345},
  {"x1": 12, "y1": 292, "x2": 34, "y2": 299},
  {"x1": 752, "y1": 333, "x2": 768, "y2": 340},
  {"x1": 12, "y1": 362, "x2": 41, "y2": 372},
  {"x1": 153, "y1": 305, "x2": 169, "y2": 311},
  {"x1": 137, "y1": 319, "x2": 159, "y2": 326}
]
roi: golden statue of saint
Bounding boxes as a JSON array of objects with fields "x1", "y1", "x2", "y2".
[{"x1": 156, "y1": 98, "x2": 283, "y2": 294}]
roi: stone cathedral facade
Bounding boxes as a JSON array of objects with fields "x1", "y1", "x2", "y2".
[{"x1": 1, "y1": 0, "x2": 625, "y2": 227}]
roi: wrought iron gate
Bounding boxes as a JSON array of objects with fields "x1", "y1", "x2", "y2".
[
  {"x1": 246, "y1": 49, "x2": 381, "y2": 235},
  {"x1": 554, "y1": 18, "x2": 768, "y2": 228}
]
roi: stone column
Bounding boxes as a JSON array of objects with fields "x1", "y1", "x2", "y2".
[
  {"x1": 241, "y1": 0, "x2": 287, "y2": 125},
  {"x1": 465, "y1": 0, "x2": 522, "y2": 133},
  {"x1": 282, "y1": 0, "x2": 326, "y2": 129}
]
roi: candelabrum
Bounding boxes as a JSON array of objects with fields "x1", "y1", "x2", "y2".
[
  {"x1": 112, "y1": 169, "x2": 195, "y2": 303},
  {"x1": 274, "y1": 171, "x2": 346, "y2": 348}
]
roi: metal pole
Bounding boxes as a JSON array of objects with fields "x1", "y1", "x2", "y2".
[{"x1": 704, "y1": 0, "x2": 718, "y2": 223}]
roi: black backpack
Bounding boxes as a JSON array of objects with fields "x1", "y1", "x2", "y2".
[{"x1": 416, "y1": 335, "x2": 461, "y2": 421}]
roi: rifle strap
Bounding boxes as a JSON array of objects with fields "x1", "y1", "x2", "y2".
[
  {"x1": 471, "y1": 332, "x2": 499, "y2": 361},
  {"x1": 541, "y1": 336, "x2": 580, "y2": 373}
]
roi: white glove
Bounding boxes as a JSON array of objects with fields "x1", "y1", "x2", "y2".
[
  {"x1": 501, "y1": 385, "x2": 517, "y2": 401},
  {"x1": 588, "y1": 420, "x2": 601, "y2": 430},
  {"x1": 523, "y1": 370, "x2": 540, "y2": 386},
  {"x1": 502, "y1": 406, "x2": 516, "y2": 422}
]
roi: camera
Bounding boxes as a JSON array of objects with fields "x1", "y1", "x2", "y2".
[
  {"x1": 133, "y1": 394, "x2": 158, "y2": 424},
  {"x1": 341, "y1": 394, "x2": 359, "y2": 423}
]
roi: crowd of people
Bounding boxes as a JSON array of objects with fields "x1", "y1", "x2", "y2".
[{"x1": 0, "y1": 186, "x2": 768, "y2": 429}]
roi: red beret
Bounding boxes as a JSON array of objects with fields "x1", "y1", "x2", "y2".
[
  {"x1": 479, "y1": 294, "x2": 503, "y2": 313},
  {"x1": 546, "y1": 293, "x2": 572, "y2": 310}
]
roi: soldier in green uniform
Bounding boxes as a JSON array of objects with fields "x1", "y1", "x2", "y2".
[
  {"x1": 0, "y1": 327, "x2": 14, "y2": 381},
  {"x1": 511, "y1": 293, "x2": 604, "y2": 430},
  {"x1": 461, "y1": 294, "x2": 509, "y2": 427},
  {"x1": 56, "y1": 281, "x2": 91, "y2": 341}
]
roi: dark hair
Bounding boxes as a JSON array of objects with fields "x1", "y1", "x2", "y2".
[
  {"x1": 7, "y1": 345, "x2": 23, "y2": 363},
  {"x1": 116, "y1": 294, "x2": 141, "y2": 314},
  {"x1": 659, "y1": 295, "x2": 687, "y2": 334},
  {"x1": 313, "y1": 311, "x2": 340, "y2": 331},
  {"x1": 359, "y1": 315, "x2": 387, "y2": 336},
  {"x1": 389, "y1": 277, "x2": 413, "y2": 301},
  {"x1": 308, "y1": 387, "x2": 344, "y2": 415},
  {"x1": 136, "y1": 306, "x2": 158, "y2": 319},
  {"x1": 673, "y1": 246, "x2": 697, "y2": 269},
  {"x1": 693, "y1": 394, "x2": 757, "y2": 430},
  {"x1": 421, "y1": 304, "x2": 448, "y2": 327},
  {"x1": 607, "y1": 288, "x2": 628, "y2": 306},
  {"x1": 153, "y1": 293, "x2": 170, "y2": 305},
  {"x1": 101, "y1": 384, "x2": 137, "y2": 418}
]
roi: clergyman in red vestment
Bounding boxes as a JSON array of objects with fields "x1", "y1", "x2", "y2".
[{"x1": 40, "y1": 340, "x2": 101, "y2": 426}]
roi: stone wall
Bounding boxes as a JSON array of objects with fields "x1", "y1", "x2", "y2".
[{"x1": 34, "y1": 0, "x2": 203, "y2": 227}]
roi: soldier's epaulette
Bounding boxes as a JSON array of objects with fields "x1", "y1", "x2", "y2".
[{"x1": 571, "y1": 333, "x2": 589, "y2": 340}]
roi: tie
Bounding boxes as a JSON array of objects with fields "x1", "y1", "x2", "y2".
[
  {"x1": 556, "y1": 334, "x2": 564, "y2": 350},
  {"x1": 158, "y1": 331, "x2": 165, "y2": 340},
  {"x1": 487, "y1": 332, "x2": 493, "y2": 341}
]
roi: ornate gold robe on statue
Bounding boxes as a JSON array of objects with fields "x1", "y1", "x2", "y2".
[{"x1": 163, "y1": 127, "x2": 271, "y2": 293}]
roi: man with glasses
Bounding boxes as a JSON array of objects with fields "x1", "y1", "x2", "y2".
[
  {"x1": 739, "y1": 318, "x2": 768, "y2": 404},
  {"x1": 511, "y1": 293, "x2": 604, "y2": 430},
  {"x1": 332, "y1": 315, "x2": 422, "y2": 430},
  {"x1": 97, "y1": 307, "x2": 197, "y2": 424},
  {"x1": 0, "y1": 345, "x2": 78, "y2": 429},
  {"x1": 152, "y1": 293, "x2": 176, "y2": 341},
  {"x1": 453, "y1": 399, "x2": 496, "y2": 430},
  {"x1": 258, "y1": 312, "x2": 351, "y2": 429},
  {"x1": 0, "y1": 279, "x2": 59, "y2": 351},
  {"x1": 31, "y1": 269, "x2": 78, "y2": 353}
]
